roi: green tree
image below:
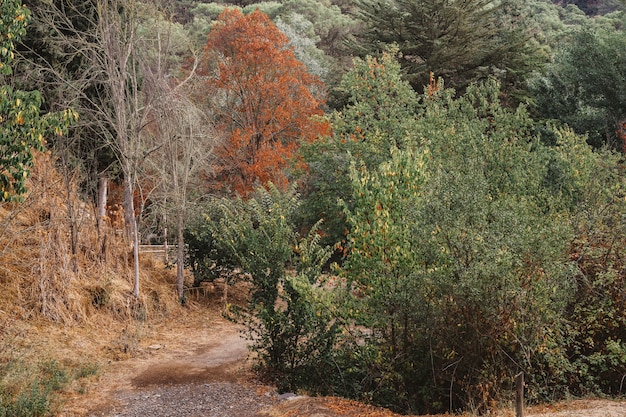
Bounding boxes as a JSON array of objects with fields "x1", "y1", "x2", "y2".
[
  {"x1": 336, "y1": 79, "x2": 575, "y2": 413},
  {"x1": 0, "y1": 0, "x2": 76, "y2": 202},
  {"x1": 199, "y1": 184, "x2": 338, "y2": 390},
  {"x1": 529, "y1": 19, "x2": 626, "y2": 150},
  {"x1": 275, "y1": 14, "x2": 331, "y2": 80},
  {"x1": 298, "y1": 49, "x2": 419, "y2": 251},
  {"x1": 351, "y1": 0, "x2": 542, "y2": 94}
]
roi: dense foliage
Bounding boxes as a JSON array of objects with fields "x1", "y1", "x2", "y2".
[
  {"x1": 530, "y1": 16, "x2": 626, "y2": 149},
  {"x1": 190, "y1": 185, "x2": 338, "y2": 391},
  {"x1": 329, "y1": 74, "x2": 578, "y2": 413},
  {"x1": 350, "y1": 0, "x2": 544, "y2": 96},
  {"x1": 0, "y1": 0, "x2": 76, "y2": 201},
  {"x1": 6, "y1": 0, "x2": 626, "y2": 414},
  {"x1": 196, "y1": 56, "x2": 626, "y2": 414}
]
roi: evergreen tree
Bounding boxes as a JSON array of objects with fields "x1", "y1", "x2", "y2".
[
  {"x1": 351, "y1": 0, "x2": 542, "y2": 94},
  {"x1": 529, "y1": 19, "x2": 626, "y2": 150}
]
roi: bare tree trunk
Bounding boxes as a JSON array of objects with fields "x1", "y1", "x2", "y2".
[
  {"x1": 65, "y1": 180, "x2": 79, "y2": 274},
  {"x1": 176, "y1": 208, "x2": 185, "y2": 301},
  {"x1": 62, "y1": 162, "x2": 79, "y2": 274},
  {"x1": 97, "y1": 173, "x2": 108, "y2": 235},
  {"x1": 124, "y1": 176, "x2": 140, "y2": 298},
  {"x1": 515, "y1": 372, "x2": 524, "y2": 417},
  {"x1": 163, "y1": 207, "x2": 168, "y2": 264}
]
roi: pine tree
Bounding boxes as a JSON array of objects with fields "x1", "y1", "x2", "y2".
[{"x1": 352, "y1": 0, "x2": 539, "y2": 93}]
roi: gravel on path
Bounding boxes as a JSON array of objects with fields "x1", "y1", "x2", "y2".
[{"x1": 89, "y1": 382, "x2": 277, "y2": 417}]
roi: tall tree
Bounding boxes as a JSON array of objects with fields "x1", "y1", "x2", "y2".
[
  {"x1": 529, "y1": 21, "x2": 626, "y2": 150},
  {"x1": 15, "y1": 0, "x2": 117, "y2": 205},
  {"x1": 145, "y1": 88, "x2": 216, "y2": 302},
  {"x1": 351, "y1": 0, "x2": 542, "y2": 94},
  {"x1": 197, "y1": 8, "x2": 329, "y2": 196},
  {"x1": 298, "y1": 49, "x2": 419, "y2": 252},
  {"x1": 338, "y1": 79, "x2": 575, "y2": 413}
]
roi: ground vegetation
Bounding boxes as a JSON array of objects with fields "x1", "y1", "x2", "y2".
[{"x1": 4, "y1": 0, "x2": 626, "y2": 415}]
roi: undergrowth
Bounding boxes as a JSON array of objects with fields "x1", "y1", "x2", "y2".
[{"x1": 0, "y1": 359, "x2": 98, "y2": 417}]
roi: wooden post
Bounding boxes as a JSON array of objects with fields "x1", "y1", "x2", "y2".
[{"x1": 515, "y1": 372, "x2": 524, "y2": 417}]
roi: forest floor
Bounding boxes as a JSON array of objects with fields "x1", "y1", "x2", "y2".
[{"x1": 52, "y1": 282, "x2": 626, "y2": 417}]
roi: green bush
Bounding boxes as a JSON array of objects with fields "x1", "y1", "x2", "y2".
[
  {"x1": 184, "y1": 205, "x2": 244, "y2": 287},
  {"x1": 0, "y1": 383, "x2": 50, "y2": 417},
  {"x1": 195, "y1": 184, "x2": 339, "y2": 391},
  {"x1": 562, "y1": 146, "x2": 626, "y2": 396},
  {"x1": 0, "y1": 360, "x2": 72, "y2": 417},
  {"x1": 333, "y1": 78, "x2": 579, "y2": 413},
  {"x1": 0, "y1": 357, "x2": 99, "y2": 417}
]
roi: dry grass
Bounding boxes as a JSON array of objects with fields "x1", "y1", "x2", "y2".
[
  {"x1": 0, "y1": 152, "x2": 182, "y2": 325},
  {"x1": 0, "y1": 152, "x2": 191, "y2": 413}
]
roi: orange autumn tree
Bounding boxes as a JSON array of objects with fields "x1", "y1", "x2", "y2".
[{"x1": 199, "y1": 8, "x2": 329, "y2": 196}]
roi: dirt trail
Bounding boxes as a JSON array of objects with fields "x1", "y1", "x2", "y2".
[
  {"x1": 61, "y1": 314, "x2": 279, "y2": 417},
  {"x1": 59, "y1": 310, "x2": 626, "y2": 417}
]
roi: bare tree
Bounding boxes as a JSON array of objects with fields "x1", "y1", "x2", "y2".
[
  {"x1": 138, "y1": 16, "x2": 216, "y2": 301},
  {"x1": 146, "y1": 91, "x2": 216, "y2": 301},
  {"x1": 17, "y1": 0, "x2": 201, "y2": 298}
]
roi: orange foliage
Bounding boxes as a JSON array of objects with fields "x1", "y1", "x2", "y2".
[
  {"x1": 199, "y1": 9, "x2": 329, "y2": 196},
  {"x1": 427, "y1": 71, "x2": 438, "y2": 97}
]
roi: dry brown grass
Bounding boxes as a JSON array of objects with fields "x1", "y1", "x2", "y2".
[
  {"x1": 0, "y1": 152, "x2": 182, "y2": 326},
  {"x1": 0, "y1": 152, "x2": 191, "y2": 412}
]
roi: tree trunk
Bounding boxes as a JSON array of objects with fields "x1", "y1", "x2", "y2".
[
  {"x1": 97, "y1": 174, "x2": 108, "y2": 235},
  {"x1": 163, "y1": 200, "x2": 168, "y2": 264},
  {"x1": 515, "y1": 372, "x2": 524, "y2": 417},
  {"x1": 124, "y1": 175, "x2": 140, "y2": 298},
  {"x1": 176, "y1": 209, "x2": 185, "y2": 301},
  {"x1": 618, "y1": 119, "x2": 626, "y2": 153},
  {"x1": 62, "y1": 161, "x2": 78, "y2": 274}
]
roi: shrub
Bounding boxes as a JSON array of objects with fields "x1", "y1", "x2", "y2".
[
  {"x1": 0, "y1": 359, "x2": 92, "y2": 417},
  {"x1": 196, "y1": 184, "x2": 339, "y2": 391},
  {"x1": 335, "y1": 79, "x2": 576, "y2": 413}
]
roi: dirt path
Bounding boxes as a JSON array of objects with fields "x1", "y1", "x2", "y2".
[
  {"x1": 61, "y1": 314, "x2": 280, "y2": 417},
  {"x1": 58, "y1": 309, "x2": 626, "y2": 417}
]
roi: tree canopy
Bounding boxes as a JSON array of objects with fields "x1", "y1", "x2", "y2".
[
  {"x1": 350, "y1": 0, "x2": 543, "y2": 94},
  {"x1": 197, "y1": 8, "x2": 329, "y2": 196},
  {"x1": 0, "y1": 0, "x2": 76, "y2": 202},
  {"x1": 530, "y1": 19, "x2": 626, "y2": 149}
]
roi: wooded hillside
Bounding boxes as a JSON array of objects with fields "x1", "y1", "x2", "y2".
[{"x1": 2, "y1": 0, "x2": 626, "y2": 414}]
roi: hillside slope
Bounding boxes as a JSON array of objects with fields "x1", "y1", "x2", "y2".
[{"x1": 0, "y1": 152, "x2": 186, "y2": 415}]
